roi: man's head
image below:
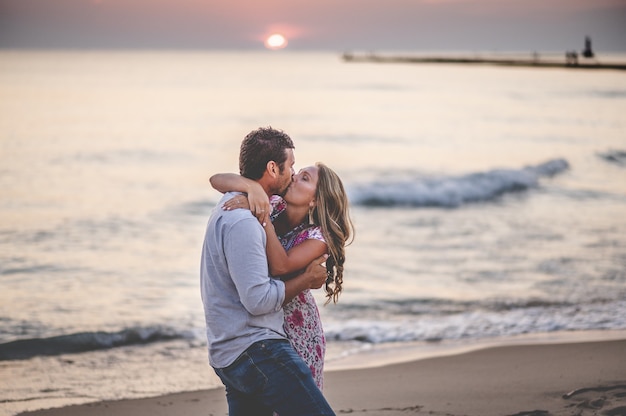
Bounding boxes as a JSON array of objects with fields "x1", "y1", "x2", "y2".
[{"x1": 239, "y1": 127, "x2": 295, "y2": 195}]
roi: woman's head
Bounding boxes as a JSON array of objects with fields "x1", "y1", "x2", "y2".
[
  {"x1": 283, "y1": 165, "x2": 319, "y2": 208},
  {"x1": 286, "y1": 162, "x2": 354, "y2": 304}
]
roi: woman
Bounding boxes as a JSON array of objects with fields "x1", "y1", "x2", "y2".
[{"x1": 210, "y1": 162, "x2": 354, "y2": 389}]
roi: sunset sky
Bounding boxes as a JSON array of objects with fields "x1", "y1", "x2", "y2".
[{"x1": 1, "y1": 0, "x2": 625, "y2": 52}]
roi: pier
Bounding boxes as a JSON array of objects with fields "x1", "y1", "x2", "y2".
[{"x1": 341, "y1": 52, "x2": 626, "y2": 71}]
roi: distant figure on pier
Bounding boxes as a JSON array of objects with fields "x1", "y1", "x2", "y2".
[
  {"x1": 582, "y1": 36, "x2": 594, "y2": 59},
  {"x1": 566, "y1": 51, "x2": 579, "y2": 66}
]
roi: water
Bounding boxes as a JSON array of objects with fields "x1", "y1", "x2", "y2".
[{"x1": 1, "y1": 50, "x2": 626, "y2": 415}]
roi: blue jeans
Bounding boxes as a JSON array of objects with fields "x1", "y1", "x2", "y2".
[{"x1": 213, "y1": 339, "x2": 335, "y2": 416}]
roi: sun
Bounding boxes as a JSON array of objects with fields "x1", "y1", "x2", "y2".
[{"x1": 265, "y1": 33, "x2": 288, "y2": 50}]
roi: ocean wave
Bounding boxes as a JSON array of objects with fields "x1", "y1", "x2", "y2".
[
  {"x1": 590, "y1": 89, "x2": 626, "y2": 99},
  {"x1": 333, "y1": 297, "x2": 575, "y2": 319},
  {"x1": 348, "y1": 158, "x2": 569, "y2": 208},
  {"x1": 598, "y1": 150, "x2": 626, "y2": 167},
  {"x1": 325, "y1": 299, "x2": 626, "y2": 343},
  {"x1": 178, "y1": 199, "x2": 217, "y2": 217},
  {"x1": 50, "y1": 149, "x2": 190, "y2": 165},
  {"x1": 0, "y1": 326, "x2": 193, "y2": 361}
]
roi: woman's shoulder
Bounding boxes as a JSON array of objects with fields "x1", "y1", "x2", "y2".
[
  {"x1": 302, "y1": 225, "x2": 325, "y2": 243},
  {"x1": 289, "y1": 224, "x2": 326, "y2": 250}
]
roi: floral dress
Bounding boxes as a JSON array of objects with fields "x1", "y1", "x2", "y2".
[{"x1": 270, "y1": 196, "x2": 327, "y2": 389}]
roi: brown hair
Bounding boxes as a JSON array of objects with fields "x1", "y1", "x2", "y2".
[
  {"x1": 239, "y1": 127, "x2": 295, "y2": 180},
  {"x1": 311, "y1": 162, "x2": 355, "y2": 304}
]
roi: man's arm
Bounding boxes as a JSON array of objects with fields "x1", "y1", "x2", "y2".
[
  {"x1": 226, "y1": 217, "x2": 285, "y2": 315},
  {"x1": 283, "y1": 254, "x2": 328, "y2": 306}
]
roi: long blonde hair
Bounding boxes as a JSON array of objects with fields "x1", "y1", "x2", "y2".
[{"x1": 310, "y1": 162, "x2": 354, "y2": 304}]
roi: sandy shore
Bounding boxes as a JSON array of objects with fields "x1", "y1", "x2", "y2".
[{"x1": 17, "y1": 337, "x2": 626, "y2": 416}]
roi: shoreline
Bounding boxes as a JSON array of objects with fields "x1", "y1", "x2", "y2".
[
  {"x1": 15, "y1": 330, "x2": 626, "y2": 416},
  {"x1": 324, "y1": 329, "x2": 626, "y2": 371}
]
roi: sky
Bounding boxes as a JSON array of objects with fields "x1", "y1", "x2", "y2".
[{"x1": 1, "y1": 0, "x2": 625, "y2": 52}]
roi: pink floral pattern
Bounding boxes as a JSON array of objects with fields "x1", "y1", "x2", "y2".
[{"x1": 270, "y1": 196, "x2": 327, "y2": 390}]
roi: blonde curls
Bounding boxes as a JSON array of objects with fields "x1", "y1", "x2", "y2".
[{"x1": 310, "y1": 163, "x2": 354, "y2": 304}]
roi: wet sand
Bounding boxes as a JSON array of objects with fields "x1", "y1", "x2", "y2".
[{"x1": 17, "y1": 337, "x2": 626, "y2": 416}]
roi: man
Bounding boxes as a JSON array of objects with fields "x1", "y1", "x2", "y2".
[{"x1": 200, "y1": 127, "x2": 335, "y2": 415}]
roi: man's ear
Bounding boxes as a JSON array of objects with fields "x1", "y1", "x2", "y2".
[{"x1": 266, "y1": 161, "x2": 278, "y2": 178}]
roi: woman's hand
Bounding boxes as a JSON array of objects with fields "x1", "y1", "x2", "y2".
[
  {"x1": 222, "y1": 195, "x2": 250, "y2": 211},
  {"x1": 211, "y1": 173, "x2": 270, "y2": 226},
  {"x1": 246, "y1": 185, "x2": 271, "y2": 226},
  {"x1": 222, "y1": 189, "x2": 270, "y2": 226}
]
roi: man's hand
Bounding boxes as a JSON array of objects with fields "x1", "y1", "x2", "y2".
[
  {"x1": 283, "y1": 254, "x2": 329, "y2": 305},
  {"x1": 303, "y1": 254, "x2": 330, "y2": 289}
]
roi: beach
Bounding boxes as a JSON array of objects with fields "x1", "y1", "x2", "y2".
[
  {"x1": 2, "y1": 51, "x2": 626, "y2": 416},
  {"x1": 17, "y1": 334, "x2": 626, "y2": 416}
]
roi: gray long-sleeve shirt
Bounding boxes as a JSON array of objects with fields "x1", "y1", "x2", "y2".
[{"x1": 200, "y1": 192, "x2": 287, "y2": 368}]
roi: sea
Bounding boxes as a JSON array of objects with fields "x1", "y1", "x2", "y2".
[{"x1": 1, "y1": 50, "x2": 626, "y2": 415}]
